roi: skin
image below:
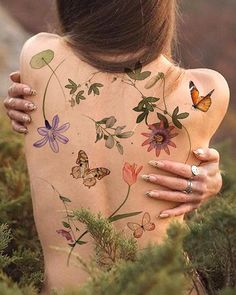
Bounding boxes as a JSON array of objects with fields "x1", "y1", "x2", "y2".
[{"x1": 4, "y1": 74, "x2": 223, "y2": 218}]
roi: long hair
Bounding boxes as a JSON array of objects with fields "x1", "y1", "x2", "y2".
[{"x1": 56, "y1": 0, "x2": 177, "y2": 73}]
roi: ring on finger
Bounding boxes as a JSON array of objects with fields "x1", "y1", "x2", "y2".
[
  {"x1": 191, "y1": 165, "x2": 200, "y2": 177},
  {"x1": 182, "y1": 179, "x2": 193, "y2": 194}
]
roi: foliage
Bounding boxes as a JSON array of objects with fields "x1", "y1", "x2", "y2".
[
  {"x1": 74, "y1": 208, "x2": 138, "y2": 271},
  {"x1": 0, "y1": 113, "x2": 44, "y2": 292},
  {"x1": 74, "y1": 222, "x2": 189, "y2": 295}
]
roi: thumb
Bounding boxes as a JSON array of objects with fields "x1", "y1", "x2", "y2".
[
  {"x1": 9, "y1": 71, "x2": 20, "y2": 83},
  {"x1": 193, "y1": 148, "x2": 220, "y2": 163}
]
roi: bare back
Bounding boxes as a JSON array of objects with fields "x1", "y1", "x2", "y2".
[{"x1": 20, "y1": 33, "x2": 229, "y2": 293}]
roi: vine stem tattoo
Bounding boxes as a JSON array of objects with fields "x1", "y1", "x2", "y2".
[
  {"x1": 42, "y1": 59, "x2": 66, "y2": 121},
  {"x1": 42, "y1": 57, "x2": 67, "y2": 102}
]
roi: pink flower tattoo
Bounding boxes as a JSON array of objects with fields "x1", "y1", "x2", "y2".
[
  {"x1": 122, "y1": 163, "x2": 143, "y2": 186},
  {"x1": 56, "y1": 229, "x2": 73, "y2": 242},
  {"x1": 141, "y1": 121, "x2": 178, "y2": 157},
  {"x1": 33, "y1": 115, "x2": 70, "y2": 153}
]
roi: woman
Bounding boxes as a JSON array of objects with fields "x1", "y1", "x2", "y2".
[{"x1": 3, "y1": 1, "x2": 229, "y2": 294}]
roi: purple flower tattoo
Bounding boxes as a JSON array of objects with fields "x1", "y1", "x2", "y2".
[
  {"x1": 141, "y1": 121, "x2": 178, "y2": 157},
  {"x1": 33, "y1": 115, "x2": 70, "y2": 153}
]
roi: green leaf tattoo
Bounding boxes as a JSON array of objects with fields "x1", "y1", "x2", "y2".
[
  {"x1": 144, "y1": 72, "x2": 165, "y2": 89},
  {"x1": 133, "y1": 96, "x2": 160, "y2": 124},
  {"x1": 30, "y1": 49, "x2": 54, "y2": 69},
  {"x1": 108, "y1": 211, "x2": 142, "y2": 223},
  {"x1": 88, "y1": 83, "x2": 103, "y2": 96},
  {"x1": 65, "y1": 79, "x2": 79, "y2": 95},
  {"x1": 65, "y1": 73, "x2": 104, "y2": 107},
  {"x1": 171, "y1": 107, "x2": 190, "y2": 129},
  {"x1": 86, "y1": 115, "x2": 134, "y2": 155},
  {"x1": 125, "y1": 61, "x2": 151, "y2": 81},
  {"x1": 157, "y1": 112, "x2": 169, "y2": 129}
]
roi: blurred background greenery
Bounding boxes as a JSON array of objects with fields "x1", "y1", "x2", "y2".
[{"x1": 0, "y1": 1, "x2": 235, "y2": 294}]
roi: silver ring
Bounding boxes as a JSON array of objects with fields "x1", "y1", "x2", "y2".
[
  {"x1": 191, "y1": 165, "x2": 200, "y2": 177},
  {"x1": 182, "y1": 179, "x2": 193, "y2": 194}
]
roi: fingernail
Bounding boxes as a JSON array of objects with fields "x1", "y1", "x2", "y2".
[
  {"x1": 149, "y1": 160, "x2": 164, "y2": 168},
  {"x1": 23, "y1": 115, "x2": 31, "y2": 123},
  {"x1": 19, "y1": 127, "x2": 28, "y2": 134},
  {"x1": 142, "y1": 175, "x2": 150, "y2": 181},
  {"x1": 23, "y1": 88, "x2": 37, "y2": 96},
  {"x1": 159, "y1": 213, "x2": 170, "y2": 219},
  {"x1": 26, "y1": 103, "x2": 37, "y2": 110},
  {"x1": 145, "y1": 191, "x2": 153, "y2": 197},
  {"x1": 141, "y1": 175, "x2": 156, "y2": 181},
  {"x1": 31, "y1": 89, "x2": 37, "y2": 96},
  {"x1": 193, "y1": 149, "x2": 204, "y2": 156},
  {"x1": 9, "y1": 72, "x2": 18, "y2": 78}
]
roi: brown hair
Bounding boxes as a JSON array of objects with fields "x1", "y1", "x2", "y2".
[{"x1": 56, "y1": 0, "x2": 177, "y2": 73}]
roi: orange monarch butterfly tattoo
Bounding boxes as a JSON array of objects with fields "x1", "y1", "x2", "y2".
[
  {"x1": 70, "y1": 150, "x2": 110, "y2": 188},
  {"x1": 127, "y1": 212, "x2": 155, "y2": 238},
  {"x1": 189, "y1": 81, "x2": 214, "y2": 112}
]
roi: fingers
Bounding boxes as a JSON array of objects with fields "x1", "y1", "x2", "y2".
[
  {"x1": 146, "y1": 190, "x2": 202, "y2": 203},
  {"x1": 6, "y1": 109, "x2": 31, "y2": 124},
  {"x1": 142, "y1": 174, "x2": 205, "y2": 194},
  {"x1": 11, "y1": 120, "x2": 28, "y2": 134},
  {"x1": 148, "y1": 160, "x2": 195, "y2": 179},
  {"x1": 9, "y1": 71, "x2": 20, "y2": 83},
  {"x1": 3, "y1": 97, "x2": 37, "y2": 112},
  {"x1": 8, "y1": 83, "x2": 37, "y2": 97},
  {"x1": 158, "y1": 202, "x2": 200, "y2": 218},
  {"x1": 193, "y1": 148, "x2": 220, "y2": 163}
]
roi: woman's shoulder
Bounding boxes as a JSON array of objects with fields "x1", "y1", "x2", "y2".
[
  {"x1": 186, "y1": 67, "x2": 230, "y2": 107},
  {"x1": 22, "y1": 32, "x2": 60, "y2": 48},
  {"x1": 184, "y1": 67, "x2": 230, "y2": 137},
  {"x1": 20, "y1": 32, "x2": 61, "y2": 62}
]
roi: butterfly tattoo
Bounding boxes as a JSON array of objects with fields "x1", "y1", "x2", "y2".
[
  {"x1": 189, "y1": 81, "x2": 215, "y2": 112},
  {"x1": 127, "y1": 212, "x2": 155, "y2": 238},
  {"x1": 70, "y1": 150, "x2": 110, "y2": 188}
]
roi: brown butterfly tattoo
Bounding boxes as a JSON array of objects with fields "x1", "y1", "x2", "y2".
[
  {"x1": 70, "y1": 150, "x2": 110, "y2": 188},
  {"x1": 127, "y1": 212, "x2": 155, "y2": 238}
]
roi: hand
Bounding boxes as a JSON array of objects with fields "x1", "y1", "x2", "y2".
[
  {"x1": 142, "y1": 148, "x2": 222, "y2": 218},
  {"x1": 3, "y1": 71, "x2": 37, "y2": 134}
]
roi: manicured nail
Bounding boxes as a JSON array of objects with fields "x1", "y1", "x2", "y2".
[
  {"x1": 142, "y1": 175, "x2": 150, "y2": 181},
  {"x1": 142, "y1": 175, "x2": 156, "y2": 182},
  {"x1": 26, "y1": 103, "x2": 37, "y2": 110},
  {"x1": 145, "y1": 191, "x2": 153, "y2": 197},
  {"x1": 23, "y1": 115, "x2": 31, "y2": 123},
  {"x1": 23, "y1": 88, "x2": 37, "y2": 96},
  {"x1": 9, "y1": 72, "x2": 18, "y2": 78},
  {"x1": 159, "y1": 213, "x2": 170, "y2": 219},
  {"x1": 19, "y1": 127, "x2": 28, "y2": 134},
  {"x1": 149, "y1": 160, "x2": 164, "y2": 168},
  {"x1": 193, "y1": 149, "x2": 204, "y2": 156},
  {"x1": 31, "y1": 89, "x2": 37, "y2": 96}
]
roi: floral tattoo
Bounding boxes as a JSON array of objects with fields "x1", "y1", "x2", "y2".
[
  {"x1": 51, "y1": 161, "x2": 143, "y2": 265},
  {"x1": 112, "y1": 61, "x2": 192, "y2": 163},
  {"x1": 30, "y1": 50, "x2": 70, "y2": 153}
]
